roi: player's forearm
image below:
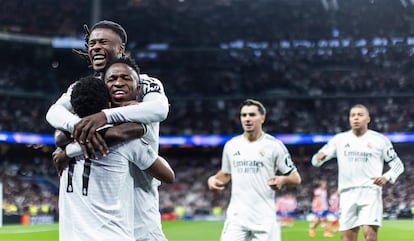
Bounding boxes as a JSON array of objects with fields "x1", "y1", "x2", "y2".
[
  {"x1": 102, "y1": 95, "x2": 169, "y2": 124},
  {"x1": 46, "y1": 103, "x2": 80, "y2": 132},
  {"x1": 285, "y1": 171, "x2": 301, "y2": 186},
  {"x1": 383, "y1": 157, "x2": 405, "y2": 184},
  {"x1": 54, "y1": 129, "x2": 72, "y2": 148},
  {"x1": 214, "y1": 170, "x2": 231, "y2": 184},
  {"x1": 102, "y1": 123, "x2": 146, "y2": 145}
]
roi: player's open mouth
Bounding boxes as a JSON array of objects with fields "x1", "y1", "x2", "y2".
[
  {"x1": 93, "y1": 54, "x2": 105, "y2": 65},
  {"x1": 112, "y1": 90, "x2": 127, "y2": 98}
]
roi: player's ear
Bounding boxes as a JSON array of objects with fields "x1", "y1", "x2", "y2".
[
  {"x1": 118, "y1": 44, "x2": 125, "y2": 56},
  {"x1": 261, "y1": 114, "x2": 266, "y2": 124}
]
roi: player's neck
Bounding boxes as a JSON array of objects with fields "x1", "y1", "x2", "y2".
[
  {"x1": 352, "y1": 128, "x2": 368, "y2": 137},
  {"x1": 243, "y1": 130, "x2": 263, "y2": 142}
]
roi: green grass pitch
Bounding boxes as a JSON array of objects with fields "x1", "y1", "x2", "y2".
[{"x1": 0, "y1": 220, "x2": 412, "y2": 241}]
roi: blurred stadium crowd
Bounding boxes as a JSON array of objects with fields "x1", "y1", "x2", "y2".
[{"x1": 1, "y1": 0, "x2": 414, "y2": 221}]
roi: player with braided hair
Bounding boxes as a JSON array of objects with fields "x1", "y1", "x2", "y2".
[
  {"x1": 55, "y1": 74, "x2": 174, "y2": 241},
  {"x1": 46, "y1": 20, "x2": 168, "y2": 158},
  {"x1": 72, "y1": 20, "x2": 128, "y2": 73},
  {"x1": 46, "y1": 21, "x2": 170, "y2": 241}
]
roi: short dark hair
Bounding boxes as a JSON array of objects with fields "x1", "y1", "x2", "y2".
[
  {"x1": 104, "y1": 56, "x2": 141, "y2": 84},
  {"x1": 240, "y1": 99, "x2": 266, "y2": 115},
  {"x1": 71, "y1": 75, "x2": 110, "y2": 117},
  {"x1": 91, "y1": 20, "x2": 127, "y2": 44}
]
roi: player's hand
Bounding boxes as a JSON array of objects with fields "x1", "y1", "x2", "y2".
[
  {"x1": 268, "y1": 176, "x2": 285, "y2": 190},
  {"x1": 52, "y1": 147, "x2": 70, "y2": 177},
  {"x1": 371, "y1": 176, "x2": 388, "y2": 186},
  {"x1": 80, "y1": 132, "x2": 108, "y2": 160},
  {"x1": 72, "y1": 112, "x2": 107, "y2": 144},
  {"x1": 315, "y1": 152, "x2": 327, "y2": 162},
  {"x1": 208, "y1": 176, "x2": 226, "y2": 192}
]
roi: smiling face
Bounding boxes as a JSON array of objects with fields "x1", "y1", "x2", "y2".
[
  {"x1": 104, "y1": 63, "x2": 140, "y2": 107},
  {"x1": 87, "y1": 28, "x2": 125, "y2": 72},
  {"x1": 349, "y1": 105, "x2": 370, "y2": 136}
]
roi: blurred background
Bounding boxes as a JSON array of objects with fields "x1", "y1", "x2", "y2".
[{"x1": 0, "y1": 0, "x2": 413, "y2": 225}]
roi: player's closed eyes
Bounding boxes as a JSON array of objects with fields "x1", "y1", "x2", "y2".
[
  {"x1": 88, "y1": 39, "x2": 110, "y2": 47},
  {"x1": 241, "y1": 113, "x2": 256, "y2": 117}
]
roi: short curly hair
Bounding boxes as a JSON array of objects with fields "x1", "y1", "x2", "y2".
[{"x1": 70, "y1": 75, "x2": 110, "y2": 117}]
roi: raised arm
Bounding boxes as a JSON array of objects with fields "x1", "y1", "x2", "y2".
[
  {"x1": 46, "y1": 84, "x2": 80, "y2": 132},
  {"x1": 67, "y1": 122, "x2": 146, "y2": 160},
  {"x1": 73, "y1": 75, "x2": 169, "y2": 145}
]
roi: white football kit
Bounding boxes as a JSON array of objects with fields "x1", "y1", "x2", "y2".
[
  {"x1": 47, "y1": 74, "x2": 169, "y2": 241},
  {"x1": 59, "y1": 139, "x2": 157, "y2": 241},
  {"x1": 221, "y1": 132, "x2": 297, "y2": 241},
  {"x1": 312, "y1": 129, "x2": 404, "y2": 230}
]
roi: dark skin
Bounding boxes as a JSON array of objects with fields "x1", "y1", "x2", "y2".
[
  {"x1": 53, "y1": 124, "x2": 174, "y2": 184},
  {"x1": 53, "y1": 122, "x2": 144, "y2": 176},
  {"x1": 69, "y1": 27, "x2": 127, "y2": 157}
]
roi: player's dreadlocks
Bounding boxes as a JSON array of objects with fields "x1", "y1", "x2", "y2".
[{"x1": 72, "y1": 20, "x2": 128, "y2": 68}]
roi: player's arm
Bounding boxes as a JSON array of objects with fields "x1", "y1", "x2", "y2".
[
  {"x1": 207, "y1": 169, "x2": 231, "y2": 191},
  {"x1": 311, "y1": 137, "x2": 337, "y2": 167},
  {"x1": 66, "y1": 122, "x2": 146, "y2": 160},
  {"x1": 46, "y1": 84, "x2": 80, "y2": 133},
  {"x1": 52, "y1": 129, "x2": 75, "y2": 176},
  {"x1": 372, "y1": 143, "x2": 404, "y2": 186},
  {"x1": 382, "y1": 157, "x2": 404, "y2": 184},
  {"x1": 268, "y1": 170, "x2": 301, "y2": 190},
  {"x1": 144, "y1": 156, "x2": 175, "y2": 184},
  {"x1": 269, "y1": 143, "x2": 301, "y2": 190},
  {"x1": 311, "y1": 151, "x2": 328, "y2": 167},
  {"x1": 73, "y1": 76, "x2": 169, "y2": 144}
]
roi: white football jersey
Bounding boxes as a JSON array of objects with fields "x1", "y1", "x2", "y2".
[
  {"x1": 314, "y1": 130, "x2": 404, "y2": 192},
  {"x1": 49, "y1": 73, "x2": 170, "y2": 241},
  {"x1": 222, "y1": 132, "x2": 297, "y2": 229},
  {"x1": 59, "y1": 139, "x2": 157, "y2": 241}
]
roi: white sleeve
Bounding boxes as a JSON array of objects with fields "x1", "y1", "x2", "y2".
[
  {"x1": 127, "y1": 139, "x2": 158, "y2": 170},
  {"x1": 381, "y1": 139, "x2": 405, "y2": 184},
  {"x1": 275, "y1": 141, "x2": 297, "y2": 175},
  {"x1": 45, "y1": 83, "x2": 80, "y2": 132},
  {"x1": 383, "y1": 157, "x2": 404, "y2": 184},
  {"x1": 221, "y1": 142, "x2": 232, "y2": 174},
  {"x1": 102, "y1": 92, "x2": 169, "y2": 124},
  {"x1": 65, "y1": 142, "x2": 83, "y2": 158},
  {"x1": 311, "y1": 136, "x2": 338, "y2": 167}
]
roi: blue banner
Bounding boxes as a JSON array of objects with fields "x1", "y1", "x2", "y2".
[{"x1": 1, "y1": 131, "x2": 414, "y2": 147}]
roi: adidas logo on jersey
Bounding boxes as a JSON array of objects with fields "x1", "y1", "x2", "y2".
[{"x1": 233, "y1": 151, "x2": 240, "y2": 156}]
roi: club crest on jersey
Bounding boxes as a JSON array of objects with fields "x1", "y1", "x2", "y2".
[{"x1": 259, "y1": 148, "x2": 265, "y2": 157}]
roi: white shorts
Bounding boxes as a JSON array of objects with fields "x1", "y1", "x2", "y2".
[
  {"x1": 220, "y1": 219, "x2": 281, "y2": 241},
  {"x1": 339, "y1": 187, "x2": 382, "y2": 231}
]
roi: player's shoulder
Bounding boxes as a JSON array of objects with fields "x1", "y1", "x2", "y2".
[
  {"x1": 139, "y1": 73, "x2": 165, "y2": 95},
  {"x1": 366, "y1": 129, "x2": 390, "y2": 143},
  {"x1": 139, "y1": 74, "x2": 162, "y2": 84},
  {"x1": 366, "y1": 129, "x2": 384, "y2": 137},
  {"x1": 262, "y1": 133, "x2": 286, "y2": 148},
  {"x1": 226, "y1": 134, "x2": 243, "y2": 145},
  {"x1": 332, "y1": 130, "x2": 352, "y2": 140}
]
